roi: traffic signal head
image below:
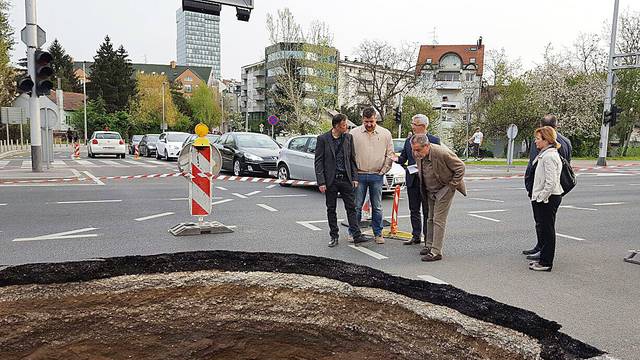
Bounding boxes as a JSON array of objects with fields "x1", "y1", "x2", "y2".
[
  {"x1": 236, "y1": 7, "x2": 251, "y2": 21},
  {"x1": 34, "y1": 50, "x2": 54, "y2": 96},
  {"x1": 604, "y1": 105, "x2": 623, "y2": 127},
  {"x1": 16, "y1": 75, "x2": 34, "y2": 93},
  {"x1": 394, "y1": 106, "x2": 402, "y2": 123}
]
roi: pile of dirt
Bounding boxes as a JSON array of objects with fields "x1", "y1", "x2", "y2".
[{"x1": 0, "y1": 251, "x2": 607, "y2": 359}]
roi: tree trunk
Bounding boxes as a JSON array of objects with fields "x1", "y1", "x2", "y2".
[{"x1": 622, "y1": 126, "x2": 633, "y2": 157}]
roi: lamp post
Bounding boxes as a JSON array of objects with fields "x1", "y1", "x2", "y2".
[
  {"x1": 82, "y1": 61, "x2": 88, "y2": 145},
  {"x1": 464, "y1": 96, "x2": 472, "y2": 160},
  {"x1": 161, "y1": 81, "x2": 166, "y2": 131}
]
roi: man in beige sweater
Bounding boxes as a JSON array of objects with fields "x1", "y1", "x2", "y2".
[{"x1": 349, "y1": 107, "x2": 397, "y2": 244}]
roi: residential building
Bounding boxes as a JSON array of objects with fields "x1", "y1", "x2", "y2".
[
  {"x1": 176, "y1": 8, "x2": 221, "y2": 80},
  {"x1": 240, "y1": 60, "x2": 266, "y2": 127}
]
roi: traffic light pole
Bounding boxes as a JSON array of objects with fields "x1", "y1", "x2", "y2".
[
  {"x1": 597, "y1": 0, "x2": 620, "y2": 167},
  {"x1": 25, "y1": 0, "x2": 42, "y2": 172}
]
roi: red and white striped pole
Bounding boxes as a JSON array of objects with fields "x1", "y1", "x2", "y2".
[
  {"x1": 74, "y1": 142, "x2": 80, "y2": 159},
  {"x1": 189, "y1": 142, "x2": 212, "y2": 223},
  {"x1": 390, "y1": 185, "x2": 401, "y2": 234},
  {"x1": 134, "y1": 144, "x2": 140, "y2": 159}
]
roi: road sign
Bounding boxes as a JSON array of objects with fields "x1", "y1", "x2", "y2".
[
  {"x1": 0, "y1": 107, "x2": 26, "y2": 125},
  {"x1": 20, "y1": 26, "x2": 46, "y2": 48},
  {"x1": 268, "y1": 115, "x2": 279, "y2": 126},
  {"x1": 507, "y1": 124, "x2": 518, "y2": 139}
]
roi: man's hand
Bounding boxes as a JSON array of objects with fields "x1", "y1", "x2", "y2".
[
  {"x1": 352, "y1": 181, "x2": 358, "y2": 188},
  {"x1": 319, "y1": 185, "x2": 327, "y2": 193}
]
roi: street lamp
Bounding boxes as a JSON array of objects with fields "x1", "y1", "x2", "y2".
[
  {"x1": 464, "y1": 96, "x2": 472, "y2": 160},
  {"x1": 244, "y1": 91, "x2": 251, "y2": 132},
  {"x1": 82, "y1": 61, "x2": 87, "y2": 144},
  {"x1": 161, "y1": 81, "x2": 166, "y2": 131}
]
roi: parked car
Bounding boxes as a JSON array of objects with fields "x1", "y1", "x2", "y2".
[
  {"x1": 128, "y1": 135, "x2": 143, "y2": 154},
  {"x1": 277, "y1": 134, "x2": 406, "y2": 192},
  {"x1": 138, "y1": 134, "x2": 160, "y2": 157},
  {"x1": 156, "y1": 131, "x2": 190, "y2": 160},
  {"x1": 393, "y1": 138, "x2": 405, "y2": 157},
  {"x1": 214, "y1": 132, "x2": 280, "y2": 176},
  {"x1": 88, "y1": 131, "x2": 126, "y2": 158},
  {"x1": 181, "y1": 133, "x2": 221, "y2": 149}
]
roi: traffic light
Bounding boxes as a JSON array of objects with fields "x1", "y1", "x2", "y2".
[
  {"x1": 394, "y1": 106, "x2": 402, "y2": 123},
  {"x1": 16, "y1": 74, "x2": 34, "y2": 94},
  {"x1": 34, "y1": 50, "x2": 54, "y2": 96},
  {"x1": 236, "y1": 7, "x2": 251, "y2": 21},
  {"x1": 604, "y1": 105, "x2": 623, "y2": 127}
]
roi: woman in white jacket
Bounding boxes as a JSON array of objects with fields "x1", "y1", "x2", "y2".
[{"x1": 529, "y1": 126, "x2": 564, "y2": 271}]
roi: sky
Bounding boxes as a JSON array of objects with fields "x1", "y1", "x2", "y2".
[{"x1": 7, "y1": 0, "x2": 637, "y2": 80}]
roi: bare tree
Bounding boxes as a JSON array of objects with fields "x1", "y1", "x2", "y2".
[
  {"x1": 572, "y1": 32, "x2": 606, "y2": 74},
  {"x1": 266, "y1": 8, "x2": 302, "y2": 44},
  {"x1": 484, "y1": 48, "x2": 522, "y2": 86},
  {"x1": 616, "y1": 8, "x2": 640, "y2": 55}
]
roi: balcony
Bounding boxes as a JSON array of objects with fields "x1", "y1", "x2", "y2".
[
  {"x1": 435, "y1": 81, "x2": 462, "y2": 90},
  {"x1": 440, "y1": 101, "x2": 461, "y2": 110}
]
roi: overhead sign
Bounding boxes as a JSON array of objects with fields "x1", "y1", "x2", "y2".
[
  {"x1": 507, "y1": 124, "x2": 518, "y2": 140},
  {"x1": 268, "y1": 115, "x2": 279, "y2": 126},
  {"x1": 20, "y1": 26, "x2": 46, "y2": 48}
]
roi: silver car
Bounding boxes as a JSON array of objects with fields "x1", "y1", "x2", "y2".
[{"x1": 277, "y1": 135, "x2": 406, "y2": 192}]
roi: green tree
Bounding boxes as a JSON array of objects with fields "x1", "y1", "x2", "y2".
[
  {"x1": 0, "y1": 0, "x2": 15, "y2": 107},
  {"x1": 613, "y1": 69, "x2": 640, "y2": 156},
  {"x1": 131, "y1": 73, "x2": 179, "y2": 133},
  {"x1": 189, "y1": 81, "x2": 221, "y2": 129},
  {"x1": 48, "y1": 39, "x2": 81, "y2": 92},
  {"x1": 382, "y1": 96, "x2": 439, "y2": 138},
  {"x1": 87, "y1": 36, "x2": 136, "y2": 113}
]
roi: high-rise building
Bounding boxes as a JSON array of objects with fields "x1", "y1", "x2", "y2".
[{"x1": 176, "y1": 8, "x2": 221, "y2": 80}]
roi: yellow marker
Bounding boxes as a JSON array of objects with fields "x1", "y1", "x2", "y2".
[{"x1": 193, "y1": 123, "x2": 210, "y2": 147}]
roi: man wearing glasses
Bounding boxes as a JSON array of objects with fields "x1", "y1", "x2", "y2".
[{"x1": 396, "y1": 114, "x2": 440, "y2": 246}]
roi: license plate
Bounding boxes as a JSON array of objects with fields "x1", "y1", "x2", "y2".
[{"x1": 269, "y1": 171, "x2": 277, "y2": 177}]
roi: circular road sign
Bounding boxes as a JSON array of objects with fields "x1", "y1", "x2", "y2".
[
  {"x1": 268, "y1": 115, "x2": 279, "y2": 126},
  {"x1": 507, "y1": 124, "x2": 518, "y2": 140}
]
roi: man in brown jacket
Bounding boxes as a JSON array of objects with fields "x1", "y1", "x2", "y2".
[{"x1": 411, "y1": 134, "x2": 466, "y2": 261}]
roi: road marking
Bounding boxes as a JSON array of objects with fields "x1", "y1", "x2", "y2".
[
  {"x1": 348, "y1": 245, "x2": 388, "y2": 260},
  {"x1": 417, "y1": 275, "x2": 449, "y2": 285},
  {"x1": 0, "y1": 203, "x2": 7, "y2": 206},
  {"x1": 216, "y1": 186, "x2": 228, "y2": 191},
  {"x1": 469, "y1": 197, "x2": 505, "y2": 203},
  {"x1": 13, "y1": 227, "x2": 99, "y2": 242},
  {"x1": 263, "y1": 194, "x2": 308, "y2": 198},
  {"x1": 592, "y1": 202, "x2": 624, "y2": 206},
  {"x1": 99, "y1": 160, "x2": 127, "y2": 167},
  {"x1": 560, "y1": 205, "x2": 598, "y2": 211},
  {"x1": 170, "y1": 197, "x2": 189, "y2": 201},
  {"x1": 74, "y1": 160, "x2": 98, "y2": 167},
  {"x1": 20, "y1": 160, "x2": 31, "y2": 169},
  {"x1": 629, "y1": 183, "x2": 640, "y2": 186},
  {"x1": 296, "y1": 221, "x2": 324, "y2": 231},
  {"x1": 266, "y1": 184, "x2": 277, "y2": 189},
  {"x1": 591, "y1": 184, "x2": 614, "y2": 187},
  {"x1": 556, "y1": 233, "x2": 585, "y2": 241},
  {"x1": 467, "y1": 209, "x2": 507, "y2": 214},
  {"x1": 83, "y1": 171, "x2": 105, "y2": 185},
  {"x1": 51, "y1": 160, "x2": 68, "y2": 167},
  {"x1": 212, "y1": 199, "x2": 233, "y2": 206},
  {"x1": 135, "y1": 212, "x2": 175, "y2": 221},
  {"x1": 55, "y1": 199, "x2": 122, "y2": 204},
  {"x1": 257, "y1": 203, "x2": 278, "y2": 212},
  {"x1": 232, "y1": 193, "x2": 247, "y2": 199},
  {"x1": 467, "y1": 213, "x2": 501, "y2": 222},
  {"x1": 0, "y1": 160, "x2": 9, "y2": 168},
  {"x1": 245, "y1": 190, "x2": 261, "y2": 197}
]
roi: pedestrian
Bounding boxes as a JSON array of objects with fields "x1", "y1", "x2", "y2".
[
  {"x1": 468, "y1": 127, "x2": 483, "y2": 160},
  {"x1": 72, "y1": 134, "x2": 78, "y2": 143},
  {"x1": 315, "y1": 113, "x2": 368, "y2": 247},
  {"x1": 411, "y1": 134, "x2": 466, "y2": 261},
  {"x1": 350, "y1": 107, "x2": 397, "y2": 244},
  {"x1": 396, "y1": 114, "x2": 440, "y2": 245},
  {"x1": 527, "y1": 126, "x2": 564, "y2": 271},
  {"x1": 66, "y1": 129, "x2": 73, "y2": 144},
  {"x1": 522, "y1": 114, "x2": 572, "y2": 259}
]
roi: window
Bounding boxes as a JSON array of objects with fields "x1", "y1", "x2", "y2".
[
  {"x1": 306, "y1": 137, "x2": 317, "y2": 154},
  {"x1": 436, "y1": 72, "x2": 460, "y2": 81},
  {"x1": 470, "y1": 57, "x2": 476, "y2": 64},
  {"x1": 439, "y1": 53, "x2": 462, "y2": 70},
  {"x1": 184, "y1": 84, "x2": 192, "y2": 93},
  {"x1": 465, "y1": 73, "x2": 474, "y2": 81},
  {"x1": 442, "y1": 96, "x2": 449, "y2": 102},
  {"x1": 288, "y1": 137, "x2": 308, "y2": 152},
  {"x1": 426, "y1": 58, "x2": 432, "y2": 64}
]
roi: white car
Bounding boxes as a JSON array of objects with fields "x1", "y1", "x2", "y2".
[
  {"x1": 156, "y1": 131, "x2": 190, "y2": 160},
  {"x1": 88, "y1": 131, "x2": 126, "y2": 158},
  {"x1": 277, "y1": 135, "x2": 406, "y2": 193}
]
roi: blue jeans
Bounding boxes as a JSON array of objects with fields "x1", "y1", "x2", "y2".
[{"x1": 350, "y1": 173, "x2": 384, "y2": 236}]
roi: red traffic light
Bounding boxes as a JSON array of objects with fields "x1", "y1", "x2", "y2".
[{"x1": 16, "y1": 76, "x2": 34, "y2": 93}]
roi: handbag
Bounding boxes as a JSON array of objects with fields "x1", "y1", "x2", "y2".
[{"x1": 559, "y1": 157, "x2": 576, "y2": 196}]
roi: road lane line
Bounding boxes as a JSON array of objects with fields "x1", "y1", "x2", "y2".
[
  {"x1": 216, "y1": 186, "x2": 228, "y2": 191},
  {"x1": 170, "y1": 198, "x2": 189, "y2": 201},
  {"x1": 0, "y1": 203, "x2": 7, "y2": 206},
  {"x1": 556, "y1": 233, "x2": 585, "y2": 241},
  {"x1": 348, "y1": 245, "x2": 388, "y2": 260},
  {"x1": 212, "y1": 199, "x2": 233, "y2": 206},
  {"x1": 591, "y1": 184, "x2": 614, "y2": 187},
  {"x1": 266, "y1": 184, "x2": 277, "y2": 189},
  {"x1": 296, "y1": 221, "x2": 323, "y2": 231},
  {"x1": 74, "y1": 160, "x2": 98, "y2": 167},
  {"x1": 628, "y1": 183, "x2": 640, "y2": 186},
  {"x1": 13, "y1": 227, "x2": 99, "y2": 242},
  {"x1": 245, "y1": 190, "x2": 261, "y2": 196},
  {"x1": 469, "y1": 197, "x2": 505, "y2": 203},
  {"x1": 263, "y1": 194, "x2": 308, "y2": 198},
  {"x1": 135, "y1": 212, "x2": 175, "y2": 222},
  {"x1": 13, "y1": 234, "x2": 100, "y2": 241},
  {"x1": 232, "y1": 193, "x2": 247, "y2": 199},
  {"x1": 55, "y1": 199, "x2": 122, "y2": 204},
  {"x1": 468, "y1": 209, "x2": 507, "y2": 214},
  {"x1": 417, "y1": 275, "x2": 449, "y2": 285},
  {"x1": 592, "y1": 202, "x2": 625, "y2": 206},
  {"x1": 560, "y1": 205, "x2": 598, "y2": 211},
  {"x1": 83, "y1": 171, "x2": 105, "y2": 185},
  {"x1": 467, "y1": 214, "x2": 501, "y2": 222},
  {"x1": 0, "y1": 160, "x2": 9, "y2": 168},
  {"x1": 256, "y1": 203, "x2": 278, "y2": 212}
]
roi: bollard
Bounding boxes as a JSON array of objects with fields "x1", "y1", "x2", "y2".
[
  {"x1": 134, "y1": 144, "x2": 140, "y2": 160},
  {"x1": 74, "y1": 143, "x2": 80, "y2": 159},
  {"x1": 390, "y1": 185, "x2": 401, "y2": 235}
]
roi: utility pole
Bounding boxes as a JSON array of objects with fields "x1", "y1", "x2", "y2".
[
  {"x1": 162, "y1": 81, "x2": 166, "y2": 131},
  {"x1": 244, "y1": 95, "x2": 250, "y2": 132},
  {"x1": 464, "y1": 96, "x2": 472, "y2": 160},
  {"x1": 25, "y1": 0, "x2": 42, "y2": 172},
  {"x1": 597, "y1": 0, "x2": 620, "y2": 166},
  {"x1": 83, "y1": 61, "x2": 87, "y2": 144}
]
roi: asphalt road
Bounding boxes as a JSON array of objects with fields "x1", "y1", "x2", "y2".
[{"x1": 1, "y1": 149, "x2": 639, "y2": 359}]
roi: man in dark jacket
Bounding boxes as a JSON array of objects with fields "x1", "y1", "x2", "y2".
[
  {"x1": 522, "y1": 114, "x2": 572, "y2": 257},
  {"x1": 396, "y1": 114, "x2": 440, "y2": 245},
  {"x1": 315, "y1": 113, "x2": 367, "y2": 247}
]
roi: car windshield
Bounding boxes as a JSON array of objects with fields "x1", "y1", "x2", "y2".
[
  {"x1": 146, "y1": 135, "x2": 159, "y2": 142},
  {"x1": 132, "y1": 135, "x2": 143, "y2": 141},
  {"x1": 96, "y1": 133, "x2": 121, "y2": 140},
  {"x1": 235, "y1": 134, "x2": 279, "y2": 149},
  {"x1": 393, "y1": 139, "x2": 404, "y2": 153},
  {"x1": 167, "y1": 133, "x2": 190, "y2": 142},
  {"x1": 206, "y1": 134, "x2": 220, "y2": 142}
]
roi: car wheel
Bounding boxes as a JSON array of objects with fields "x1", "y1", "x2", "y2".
[
  {"x1": 233, "y1": 159, "x2": 243, "y2": 176},
  {"x1": 88, "y1": 148, "x2": 94, "y2": 158},
  {"x1": 164, "y1": 150, "x2": 169, "y2": 161},
  {"x1": 278, "y1": 164, "x2": 291, "y2": 187},
  {"x1": 120, "y1": 154, "x2": 126, "y2": 159},
  {"x1": 156, "y1": 150, "x2": 162, "y2": 160}
]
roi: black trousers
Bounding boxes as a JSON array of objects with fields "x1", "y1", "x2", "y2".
[
  {"x1": 325, "y1": 177, "x2": 361, "y2": 240},
  {"x1": 407, "y1": 184, "x2": 428, "y2": 240},
  {"x1": 532, "y1": 195, "x2": 562, "y2": 266}
]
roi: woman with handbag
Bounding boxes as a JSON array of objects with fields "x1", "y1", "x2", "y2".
[{"x1": 529, "y1": 126, "x2": 564, "y2": 272}]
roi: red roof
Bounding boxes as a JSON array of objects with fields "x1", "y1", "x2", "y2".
[
  {"x1": 416, "y1": 44, "x2": 485, "y2": 76},
  {"x1": 47, "y1": 92, "x2": 86, "y2": 111}
]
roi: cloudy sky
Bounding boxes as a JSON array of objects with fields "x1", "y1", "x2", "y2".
[{"x1": 8, "y1": 0, "x2": 636, "y2": 80}]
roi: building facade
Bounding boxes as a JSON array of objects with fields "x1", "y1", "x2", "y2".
[
  {"x1": 240, "y1": 60, "x2": 267, "y2": 126},
  {"x1": 176, "y1": 8, "x2": 221, "y2": 80}
]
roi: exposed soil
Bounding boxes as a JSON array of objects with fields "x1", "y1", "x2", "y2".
[{"x1": 0, "y1": 250, "x2": 606, "y2": 359}]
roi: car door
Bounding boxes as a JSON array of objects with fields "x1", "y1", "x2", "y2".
[
  {"x1": 301, "y1": 137, "x2": 317, "y2": 180},
  {"x1": 139, "y1": 136, "x2": 148, "y2": 155},
  {"x1": 218, "y1": 134, "x2": 234, "y2": 170},
  {"x1": 157, "y1": 133, "x2": 166, "y2": 156},
  {"x1": 285, "y1": 136, "x2": 310, "y2": 180}
]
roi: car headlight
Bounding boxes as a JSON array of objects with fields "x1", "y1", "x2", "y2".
[
  {"x1": 244, "y1": 153, "x2": 262, "y2": 161},
  {"x1": 148, "y1": 145, "x2": 156, "y2": 149}
]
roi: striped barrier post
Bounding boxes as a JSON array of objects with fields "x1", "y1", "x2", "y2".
[
  {"x1": 189, "y1": 143, "x2": 212, "y2": 222},
  {"x1": 74, "y1": 143, "x2": 80, "y2": 159},
  {"x1": 390, "y1": 185, "x2": 401, "y2": 234},
  {"x1": 134, "y1": 144, "x2": 140, "y2": 160}
]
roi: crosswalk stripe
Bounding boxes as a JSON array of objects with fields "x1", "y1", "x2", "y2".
[
  {"x1": 51, "y1": 160, "x2": 68, "y2": 167},
  {"x1": 123, "y1": 159, "x2": 155, "y2": 167},
  {"x1": 74, "y1": 160, "x2": 98, "y2": 167},
  {"x1": 0, "y1": 160, "x2": 9, "y2": 168},
  {"x1": 99, "y1": 160, "x2": 128, "y2": 167},
  {"x1": 21, "y1": 161, "x2": 31, "y2": 169}
]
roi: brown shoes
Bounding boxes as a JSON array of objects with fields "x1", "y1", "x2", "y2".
[
  {"x1": 419, "y1": 247, "x2": 432, "y2": 255},
  {"x1": 421, "y1": 252, "x2": 442, "y2": 262}
]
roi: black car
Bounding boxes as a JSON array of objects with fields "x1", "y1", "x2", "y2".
[
  {"x1": 215, "y1": 132, "x2": 281, "y2": 176},
  {"x1": 138, "y1": 134, "x2": 160, "y2": 157},
  {"x1": 128, "y1": 135, "x2": 143, "y2": 154}
]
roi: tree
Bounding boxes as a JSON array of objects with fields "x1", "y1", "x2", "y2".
[
  {"x1": 382, "y1": 96, "x2": 438, "y2": 138},
  {"x1": 189, "y1": 81, "x2": 222, "y2": 129},
  {"x1": 571, "y1": 32, "x2": 606, "y2": 74},
  {"x1": 48, "y1": 39, "x2": 82, "y2": 92},
  {"x1": 131, "y1": 73, "x2": 179, "y2": 134},
  {"x1": 613, "y1": 69, "x2": 640, "y2": 156},
  {"x1": 0, "y1": 0, "x2": 14, "y2": 107},
  {"x1": 484, "y1": 48, "x2": 522, "y2": 86},
  {"x1": 87, "y1": 36, "x2": 136, "y2": 113}
]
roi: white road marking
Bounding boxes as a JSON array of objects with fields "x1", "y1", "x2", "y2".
[
  {"x1": 266, "y1": 184, "x2": 277, "y2": 189},
  {"x1": 232, "y1": 193, "x2": 248, "y2": 199},
  {"x1": 55, "y1": 199, "x2": 122, "y2": 204},
  {"x1": 170, "y1": 197, "x2": 189, "y2": 201},
  {"x1": 348, "y1": 245, "x2": 388, "y2": 260},
  {"x1": 0, "y1": 203, "x2": 7, "y2": 206},
  {"x1": 212, "y1": 199, "x2": 233, "y2": 206},
  {"x1": 51, "y1": 160, "x2": 68, "y2": 167},
  {"x1": 560, "y1": 205, "x2": 598, "y2": 211},
  {"x1": 467, "y1": 214, "x2": 501, "y2": 222},
  {"x1": 263, "y1": 194, "x2": 308, "y2": 198},
  {"x1": 556, "y1": 233, "x2": 585, "y2": 241},
  {"x1": 216, "y1": 186, "x2": 228, "y2": 191},
  {"x1": 245, "y1": 190, "x2": 261, "y2": 197},
  {"x1": 13, "y1": 227, "x2": 99, "y2": 242},
  {"x1": 83, "y1": 171, "x2": 105, "y2": 186},
  {"x1": 629, "y1": 183, "x2": 640, "y2": 186},
  {"x1": 20, "y1": 160, "x2": 31, "y2": 169},
  {"x1": 296, "y1": 221, "x2": 324, "y2": 231},
  {"x1": 135, "y1": 212, "x2": 175, "y2": 221},
  {"x1": 467, "y1": 209, "x2": 507, "y2": 214},
  {"x1": 74, "y1": 160, "x2": 98, "y2": 167},
  {"x1": 417, "y1": 275, "x2": 449, "y2": 285},
  {"x1": 123, "y1": 159, "x2": 155, "y2": 167},
  {"x1": 99, "y1": 160, "x2": 127, "y2": 167},
  {"x1": 592, "y1": 202, "x2": 625, "y2": 206},
  {"x1": 256, "y1": 203, "x2": 278, "y2": 212},
  {"x1": 591, "y1": 184, "x2": 614, "y2": 187},
  {"x1": 0, "y1": 160, "x2": 9, "y2": 168},
  {"x1": 469, "y1": 197, "x2": 504, "y2": 203}
]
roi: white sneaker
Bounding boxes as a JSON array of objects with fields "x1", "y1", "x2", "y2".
[
  {"x1": 374, "y1": 235, "x2": 385, "y2": 244},
  {"x1": 348, "y1": 235, "x2": 354, "y2": 243}
]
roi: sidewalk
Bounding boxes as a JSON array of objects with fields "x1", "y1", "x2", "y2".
[{"x1": 0, "y1": 168, "x2": 82, "y2": 182}]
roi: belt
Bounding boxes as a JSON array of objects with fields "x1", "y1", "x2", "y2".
[{"x1": 335, "y1": 173, "x2": 347, "y2": 179}]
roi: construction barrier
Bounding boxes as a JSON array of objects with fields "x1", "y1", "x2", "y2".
[
  {"x1": 389, "y1": 185, "x2": 400, "y2": 235},
  {"x1": 189, "y1": 143, "x2": 212, "y2": 217},
  {"x1": 134, "y1": 145, "x2": 140, "y2": 160},
  {"x1": 71, "y1": 142, "x2": 80, "y2": 159}
]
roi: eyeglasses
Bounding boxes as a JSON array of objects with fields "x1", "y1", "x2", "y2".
[{"x1": 411, "y1": 123, "x2": 425, "y2": 126}]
